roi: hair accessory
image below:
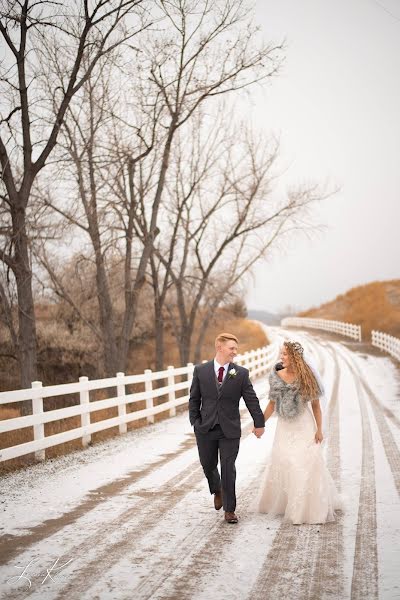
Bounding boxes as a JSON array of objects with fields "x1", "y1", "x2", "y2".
[{"x1": 285, "y1": 341, "x2": 304, "y2": 355}]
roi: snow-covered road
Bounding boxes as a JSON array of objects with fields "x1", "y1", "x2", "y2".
[{"x1": 1, "y1": 329, "x2": 400, "y2": 600}]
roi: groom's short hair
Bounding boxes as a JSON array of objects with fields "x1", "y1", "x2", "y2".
[{"x1": 215, "y1": 332, "x2": 239, "y2": 347}]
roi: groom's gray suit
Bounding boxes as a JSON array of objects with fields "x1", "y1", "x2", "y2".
[{"x1": 189, "y1": 360, "x2": 265, "y2": 513}]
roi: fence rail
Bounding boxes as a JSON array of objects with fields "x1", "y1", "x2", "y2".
[
  {"x1": 0, "y1": 343, "x2": 279, "y2": 464},
  {"x1": 281, "y1": 317, "x2": 362, "y2": 341},
  {"x1": 371, "y1": 330, "x2": 400, "y2": 361}
]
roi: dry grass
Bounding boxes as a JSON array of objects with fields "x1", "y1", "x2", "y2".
[
  {"x1": 128, "y1": 314, "x2": 268, "y2": 373},
  {"x1": 300, "y1": 279, "x2": 400, "y2": 339},
  {"x1": 0, "y1": 314, "x2": 268, "y2": 474}
]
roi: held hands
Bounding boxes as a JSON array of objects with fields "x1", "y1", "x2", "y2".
[
  {"x1": 315, "y1": 429, "x2": 323, "y2": 444},
  {"x1": 252, "y1": 427, "x2": 265, "y2": 439}
]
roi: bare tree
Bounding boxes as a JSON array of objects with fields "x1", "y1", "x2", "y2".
[
  {"x1": 42, "y1": 0, "x2": 284, "y2": 374},
  {"x1": 37, "y1": 50, "x2": 160, "y2": 375},
  {"x1": 145, "y1": 107, "x2": 224, "y2": 369},
  {"x1": 111, "y1": 0, "x2": 284, "y2": 368},
  {"x1": 0, "y1": 0, "x2": 149, "y2": 388},
  {"x1": 154, "y1": 120, "x2": 331, "y2": 365}
]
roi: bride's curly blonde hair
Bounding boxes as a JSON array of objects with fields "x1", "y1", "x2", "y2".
[{"x1": 284, "y1": 341, "x2": 322, "y2": 403}]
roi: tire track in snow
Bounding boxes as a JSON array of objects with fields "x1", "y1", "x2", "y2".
[
  {"x1": 0, "y1": 435, "x2": 197, "y2": 567},
  {"x1": 126, "y1": 469, "x2": 267, "y2": 600},
  {"x1": 48, "y1": 418, "x2": 262, "y2": 600},
  {"x1": 344, "y1": 347, "x2": 400, "y2": 430},
  {"x1": 2, "y1": 460, "x2": 203, "y2": 600},
  {"x1": 307, "y1": 346, "x2": 344, "y2": 600},
  {"x1": 334, "y1": 347, "x2": 378, "y2": 600},
  {"x1": 339, "y1": 346, "x2": 400, "y2": 497},
  {"x1": 2, "y1": 412, "x2": 262, "y2": 600}
]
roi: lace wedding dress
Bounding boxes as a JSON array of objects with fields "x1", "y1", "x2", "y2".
[{"x1": 256, "y1": 367, "x2": 342, "y2": 525}]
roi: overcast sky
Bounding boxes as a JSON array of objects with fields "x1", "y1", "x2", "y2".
[{"x1": 245, "y1": 0, "x2": 400, "y2": 314}]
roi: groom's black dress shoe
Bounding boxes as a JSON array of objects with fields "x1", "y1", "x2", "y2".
[
  {"x1": 214, "y1": 490, "x2": 223, "y2": 510},
  {"x1": 224, "y1": 511, "x2": 238, "y2": 524}
]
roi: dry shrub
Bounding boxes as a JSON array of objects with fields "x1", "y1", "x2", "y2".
[
  {"x1": 0, "y1": 406, "x2": 34, "y2": 472},
  {"x1": 0, "y1": 406, "x2": 20, "y2": 420},
  {"x1": 128, "y1": 312, "x2": 269, "y2": 373}
]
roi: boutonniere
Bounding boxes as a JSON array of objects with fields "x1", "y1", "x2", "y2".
[{"x1": 228, "y1": 368, "x2": 237, "y2": 378}]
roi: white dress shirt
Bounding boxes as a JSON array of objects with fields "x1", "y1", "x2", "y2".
[{"x1": 214, "y1": 359, "x2": 230, "y2": 383}]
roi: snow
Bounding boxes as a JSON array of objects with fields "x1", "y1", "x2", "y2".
[
  {"x1": 366, "y1": 383, "x2": 400, "y2": 600},
  {"x1": 337, "y1": 355, "x2": 364, "y2": 599},
  {"x1": 1, "y1": 412, "x2": 199, "y2": 536}
]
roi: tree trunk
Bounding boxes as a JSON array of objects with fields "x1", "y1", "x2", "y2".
[
  {"x1": 117, "y1": 119, "x2": 178, "y2": 372},
  {"x1": 178, "y1": 327, "x2": 191, "y2": 366},
  {"x1": 194, "y1": 312, "x2": 214, "y2": 364},
  {"x1": 154, "y1": 305, "x2": 165, "y2": 372},
  {"x1": 117, "y1": 276, "x2": 146, "y2": 373},
  {"x1": 94, "y1": 250, "x2": 119, "y2": 376},
  {"x1": 12, "y1": 201, "x2": 37, "y2": 403},
  {"x1": 194, "y1": 298, "x2": 224, "y2": 364},
  {"x1": 171, "y1": 281, "x2": 192, "y2": 366}
]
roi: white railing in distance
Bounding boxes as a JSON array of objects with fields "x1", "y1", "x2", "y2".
[
  {"x1": 371, "y1": 330, "x2": 400, "y2": 361},
  {"x1": 0, "y1": 343, "x2": 279, "y2": 464},
  {"x1": 281, "y1": 317, "x2": 362, "y2": 341}
]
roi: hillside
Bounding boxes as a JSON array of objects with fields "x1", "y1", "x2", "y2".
[{"x1": 299, "y1": 279, "x2": 400, "y2": 338}]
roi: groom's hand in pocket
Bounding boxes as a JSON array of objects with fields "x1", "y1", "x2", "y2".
[{"x1": 252, "y1": 427, "x2": 265, "y2": 438}]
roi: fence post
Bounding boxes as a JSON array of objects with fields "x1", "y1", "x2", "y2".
[
  {"x1": 262, "y1": 347, "x2": 268, "y2": 374},
  {"x1": 117, "y1": 372, "x2": 127, "y2": 434},
  {"x1": 79, "y1": 376, "x2": 91, "y2": 447},
  {"x1": 253, "y1": 348, "x2": 258, "y2": 375},
  {"x1": 167, "y1": 365, "x2": 176, "y2": 417},
  {"x1": 252, "y1": 349, "x2": 258, "y2": 376},
  {"x1": 144, "y1": 369, "x2": 154, "y2": 424},
  {"x1": 250, "y1": 350, "x2": 256, "y2": 377},
  {"x1": 32, "y1": 381, "x2": 45, "y2": 462}
]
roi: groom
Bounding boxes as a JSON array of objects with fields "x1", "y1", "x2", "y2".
[{"x1": 189, "y1": 332, "x2": 265, "y2": 524}]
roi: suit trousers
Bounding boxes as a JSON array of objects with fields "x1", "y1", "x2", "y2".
[{"x1": 195, "y1": 424, "x2": 240, "y2": 512}]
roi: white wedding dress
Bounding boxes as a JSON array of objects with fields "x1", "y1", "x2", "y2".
[{"x1": 256, "y1": 369, "x2": 342, "y2": 525}]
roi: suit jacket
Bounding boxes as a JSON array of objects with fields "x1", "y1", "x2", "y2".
[{"x1": 188, "y1": 360, "x2": 265, "y2": 439}]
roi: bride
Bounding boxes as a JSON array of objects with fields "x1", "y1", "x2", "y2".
[{"x1": 255, "y1": 340, "x2": 342, "y2": 525}]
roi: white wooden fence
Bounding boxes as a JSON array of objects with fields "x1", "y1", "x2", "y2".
[
  {"x1": 0, "y1": 343, "x2": 279, "y2": 464},
  {"x1": 371, "y1": 330, "x2": 400, "y2": 361},
  {"x1": 281, "y1": 317, "x2": 362, "y2": 341}
]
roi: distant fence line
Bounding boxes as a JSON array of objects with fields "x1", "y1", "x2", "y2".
[
  {"x1": 281, "y1": 317, "x2": 362, "y2": 341},
  {"x1": 0, "y1": 343, "x2": 279, "y2": 464},
  {"x1": 281, "y1": 316, "x2": 400, "y2": 363},
  {"x1": 371, "y1": 330, "x2": 400, "y2": 361}
]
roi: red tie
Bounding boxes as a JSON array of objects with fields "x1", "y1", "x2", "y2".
[{"x1": 218, "y1": 366, "x2": 224, "y2": 383}]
